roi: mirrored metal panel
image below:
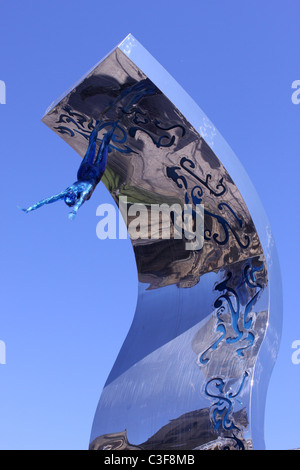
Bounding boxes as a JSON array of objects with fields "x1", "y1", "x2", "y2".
[{"x1": 42, "y1": 34, "x2": 282, "y2": 450}]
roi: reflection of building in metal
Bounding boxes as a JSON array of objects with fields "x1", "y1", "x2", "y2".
[
  {"x1": 43, "y1": 35, "x2": 282, "y2": 450},
  {"x1": 89, "y1": 430, "x2": 142, "y2": 450},
  {"x1": 89, "y1": 407, "x2": 250, "y2": 450},
  {"x1": 195, "y1": 436, "x2": 253, "y2": 451}
]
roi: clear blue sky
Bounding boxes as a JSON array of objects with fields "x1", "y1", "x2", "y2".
[{"x1": 0, "y1": 0, "x2": 299, "y2": 450}]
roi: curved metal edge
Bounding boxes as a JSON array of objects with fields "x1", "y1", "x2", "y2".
[{"x1": 251, "y1": 239, "x2": 283, "y2": 449}]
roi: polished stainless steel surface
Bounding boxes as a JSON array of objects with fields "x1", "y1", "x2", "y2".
[{"x1": 42, "y1": 34, "x2": 282, "y2": 450}]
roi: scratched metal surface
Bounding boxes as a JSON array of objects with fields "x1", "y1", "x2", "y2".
[{"x1": 42, "y1": 34, "x2": 282, "y2": 450}]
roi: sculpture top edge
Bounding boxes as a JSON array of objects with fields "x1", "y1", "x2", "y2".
[
  {"x1": 43, "y1": 32, "x2": 279, "y2": 266},
  {"x1": 118, "y1": 34, "x2": 275, "y2": 263}
]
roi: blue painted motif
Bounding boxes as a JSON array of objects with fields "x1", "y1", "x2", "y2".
[
  {"x1": 55, "y1": 109, "x2": 137, "y2": 155},
  {"x1": 167, "y1": 157, "x2": 250, "y2": 249},
  {"x1": 205, "y1": 372, "x2": 249, "y2": 432},
  {"x1": 55, "y1": 79, "x2": 185, "y2": 153},
  {"x1": 180, "y1": 157, "x2": 226, "y2": 197},
  {"x1": 199, "y1": 260, "x2": 264, "y2": 365}
]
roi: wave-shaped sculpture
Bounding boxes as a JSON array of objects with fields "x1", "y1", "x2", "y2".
[{"x1": 42, "y1": 34, "x2": 282, "y2": 450}]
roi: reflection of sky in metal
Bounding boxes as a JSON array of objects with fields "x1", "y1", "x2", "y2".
[
  {"x1": 105, "y1": 271, "x2": 218, "y2": 385},
  {"x1": 92, "y1": 315, "x2": 210, "y2": 445},
  {"x1": 91, "y1": 258, "x2": 269, "y2": 445},
  {"x1": 91, "y1": 267, "x2": 269, "y2": 446}
]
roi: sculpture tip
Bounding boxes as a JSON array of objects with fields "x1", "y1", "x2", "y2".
[{"x1": 17, "y1": 205, "x2": 28, "y2": 213}]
